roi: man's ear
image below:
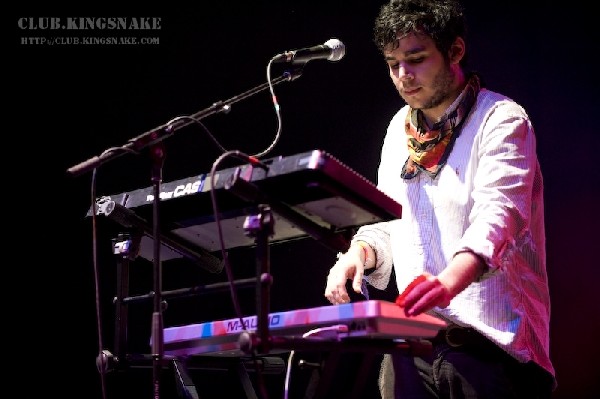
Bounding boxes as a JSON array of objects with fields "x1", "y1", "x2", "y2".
[{"x1": 449, "y1": 37, "x2": 466, "y2": 64}]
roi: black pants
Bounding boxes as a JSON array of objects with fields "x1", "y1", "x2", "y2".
[{"x1": 379, "y1": 326, "x2": 554, "y2": 399}]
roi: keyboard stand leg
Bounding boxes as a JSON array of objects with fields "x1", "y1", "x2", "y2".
[
  {"x1": 303, "y1": 351, "x2": 379, "y2": 399},
  {"x1": 349, "y1": 352, "x2": 378, "y2": 399},
  {"x1": 313, "y1": 350, "x2": 343, "y2": 399},
  {"x1": 172, "y1": 358, "x2": 200, "y2": 399},
  {"x1": 231, "y1": 361, "x2": 258, "y2": 399}
]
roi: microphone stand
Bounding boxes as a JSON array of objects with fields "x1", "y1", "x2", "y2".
[
  {"x1": 67, "y1": 68, "x2": 303, "y2": 399},
  {"x1": 148, "y1": 142, "x2": 166, "y2": 399}
]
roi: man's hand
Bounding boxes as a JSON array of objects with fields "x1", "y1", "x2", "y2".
[
  {"x1": 398, "y1": 251, "x2": 486, "y2": 316},
  {"x1": 397, "y1": 273, "x2": 452, "y2": 316},
  {"x1": 324, "y1": 247, "x2": 365, "y2": 304}
]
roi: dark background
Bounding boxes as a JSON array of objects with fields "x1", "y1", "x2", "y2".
[{"x1": 11, "y1": 1, "x2": 599, "y2": 398}]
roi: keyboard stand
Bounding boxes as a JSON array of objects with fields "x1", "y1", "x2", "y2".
[
  {"x1": 97, "y1": 221, "x2": 287, "y2": 399},
  {"x1": 90, "y1": 148, "x2": 408, "y2": 398},
  {"x1": 272, "y1": 336, "x2": 433, "y2": 399},
  {"x1": 172, "y1": 358, "x2": 200, "y2": 399},
  {"x1": 225, "y1": 167, "x2": 352, "y2": 355},
  {"x1": 172, "y1": 355, "x2": 287, "y2": 399}
]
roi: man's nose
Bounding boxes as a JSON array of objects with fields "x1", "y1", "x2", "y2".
[{"x1": 398, "y1": 63, "x2": 414, "y2": 80}]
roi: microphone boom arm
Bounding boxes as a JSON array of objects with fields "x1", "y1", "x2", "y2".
[{"x1": 66, "y1": 70, "x2": 300, "y2": 177}]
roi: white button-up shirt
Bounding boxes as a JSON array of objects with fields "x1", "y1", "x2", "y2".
[{"x1": 354, "y1": 88, "x2": 555, "y2": 381}]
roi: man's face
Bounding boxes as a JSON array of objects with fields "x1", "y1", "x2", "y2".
[{"x1": 384, "y1": 32, "x2": 460, "y2": 118}]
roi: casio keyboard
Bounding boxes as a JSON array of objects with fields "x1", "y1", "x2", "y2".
[
  {"x1": 160, "y1": 300, "x2": 447, "y2": 357},
  {"x1": 91, "y1": 149, "x2": 402, "y2": 261}
]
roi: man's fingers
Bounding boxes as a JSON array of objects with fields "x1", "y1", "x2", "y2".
[
  {"x1": 325, "y1": 276, "x2": 351, "y2": 304},
  {"x1": 325, "y1": 286, "x2": 350, "y2": 304},
  {"x1": 395, "y1": 274, "x2": 428, "y2": 307},
  {"x1": 352, "y1": 271, "x2": 364, "y2": 293}
]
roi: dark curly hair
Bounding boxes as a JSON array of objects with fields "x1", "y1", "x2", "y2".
[{"x1": 373, "y1": 0, "x2": 467, "y2": 66}]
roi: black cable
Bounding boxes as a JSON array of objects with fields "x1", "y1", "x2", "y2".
[{"x1": 209, "y1": 150, "x2": 272, "y2": 399}]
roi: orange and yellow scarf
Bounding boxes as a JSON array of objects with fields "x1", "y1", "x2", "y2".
[{"x1": 401, "y1": 73, "x2": 481, "y2": 179}]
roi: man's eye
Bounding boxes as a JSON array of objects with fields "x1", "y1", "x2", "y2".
[
  {"x1": 407, "y1": 57, "x2": 425, "y2": 64},
  {"x1": 389, "y1": 63, "x2": 400, "y2": 70}
]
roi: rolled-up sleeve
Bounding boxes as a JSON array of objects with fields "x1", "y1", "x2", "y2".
[
  {"x1": 458, "y1": 102, "x2": 539, "y2": 279},
  {"x1": 352, "y1": 221, "x2": 394, "y2": 290}
]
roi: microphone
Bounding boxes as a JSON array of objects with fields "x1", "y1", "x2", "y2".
[{"x1": 273, "y1": 38, "x2": 346, "y2": 64}]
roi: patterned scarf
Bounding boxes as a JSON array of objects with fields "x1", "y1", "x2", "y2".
[{"x1": 401, "y1": 73, "x2": 481, "y2": 180}]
